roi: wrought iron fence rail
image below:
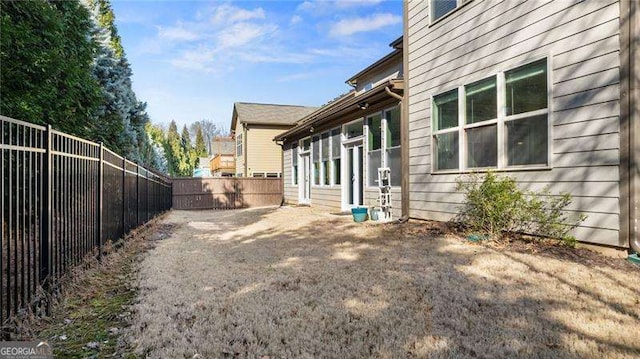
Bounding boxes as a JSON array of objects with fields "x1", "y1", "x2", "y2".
[{"x1": 0, "y1": 115, "x2": 172, "y2": 328}]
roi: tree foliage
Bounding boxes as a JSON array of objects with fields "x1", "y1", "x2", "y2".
[
  {"x1": 0, "y1": 0, "x2": 167, "y2": 172},
  {"x1": 0, "y1": 0, "x2": 101, "y2": 135}
]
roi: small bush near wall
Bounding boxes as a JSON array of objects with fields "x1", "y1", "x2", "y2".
[{"x1": 455, "y1": 172, "x2": 586, "y2": 246}]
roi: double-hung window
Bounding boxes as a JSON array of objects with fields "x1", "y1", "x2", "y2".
[
  {"x1": 292, "y1": 144, "x2": 298, "y2": 185},
  {"x1": 505, "y1": 59, "x2": 548, "y2": 166},
  {"x1": 331, "y1": 128, "x2": 341, "y2": 185},
  {"x1": 367, "y1": 113, "x2": 382, "y2": 186},
  {"x1": 236, "y1": 133, "x2": 243, "y2": 157},
  {"x1": 321, "y1": 132, "x2": 330, "y2": 186},
  {"x1": 312, "y1": 135, "x2": 320, "y2": 185},
  {"x1": 432, "y1": 58, "x2": 549, "y2": 172}
]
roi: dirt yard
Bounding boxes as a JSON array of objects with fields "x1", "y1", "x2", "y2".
[{"x1": 128, "y1": 206, "x2": 640, "y2": 358}]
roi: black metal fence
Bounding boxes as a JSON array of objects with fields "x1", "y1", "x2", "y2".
[{"x1": 0, "y1": 115, "x2": 172, "y2": 326}]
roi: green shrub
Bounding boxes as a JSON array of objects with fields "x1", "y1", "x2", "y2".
[{"x1": 455, "y1": 172, "x2": 586, "y2": 246}]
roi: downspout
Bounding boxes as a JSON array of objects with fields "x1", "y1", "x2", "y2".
[
  {"x1": 385, "y1": 85, "x2": 409, "y2": 220},
  {"x1": 275, "y1": 139, "x2": 285, "y2": 206},
  {"x1": 629, "y1": 0, "x2": 639, "y2": 255},
  {"x1": 620, "y1": 0, "x2": 640, "y2": 256}
]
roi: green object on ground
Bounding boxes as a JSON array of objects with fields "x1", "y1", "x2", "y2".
[
  {"x1": 351, "y1": 207, "x2": 368, "y2": 223},
  {"x1": 467, "y1": 234, "x2": 489, "y2": 242},
  {"x1": 628, "y1": 253, "x2": 640, "y2": 265}
]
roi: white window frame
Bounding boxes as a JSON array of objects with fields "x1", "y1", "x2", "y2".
[
  {"x1": 330, "y1": 127, "x2": 342, "y2": 187},
  {"x1": 291, "y1": 144, "x2": 298, "y2": 186},
  {"x1": 430, "y1": 56, "x2": 552, "y2": 174},
  {"x1": 430, "y1": 0, "x2": 465, "y2": 25},
  {"x1": 384, "y1": 106, "x2": 402, "y2": 188},
  {"x1": 311, "y1": 135, "x2": 321, "y2": 187},
  {"x1": 236, "y1": 132, "x2": 243, "y2": 157}
]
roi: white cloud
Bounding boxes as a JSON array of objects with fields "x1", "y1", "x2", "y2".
[
  {"x1": 210, "y1": 4, "x2": 266, "y2": 25},
  {"x1": 157, "y1": 25, "x2": 200, "y2": 41},
  {"x1": 297, "y1": 0, "x2": 383, "y2": 13},
  {"x1": 217, "y1": 22, "x2": 278, "y2": 49},
  {"x1": 329, "y1": 13, "x2": 401, "y2": 37},
  {"x1": 169, "y1": 48, "x2": 217, "y2": 73},
  {"x1": 290, "y1": 15, "x2": 303, "y2": 25}
]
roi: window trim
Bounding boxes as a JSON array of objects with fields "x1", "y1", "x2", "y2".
[
  {"x1": 429, "y1": 0, "x2": 471, "y2": 26},
  {"x1": 236, "y1": 132, "x2": 243, "y2": 157},
  {"x1": 291, "y1": 144, "x2": 298, "y2": 186},
  {"x1": 430, "y1": 56, "x2": 552, "y2": 174}
]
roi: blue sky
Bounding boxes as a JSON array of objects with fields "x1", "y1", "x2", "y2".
[{"x1": 111, "y1": 0, "x2": 403, "y2": 133}]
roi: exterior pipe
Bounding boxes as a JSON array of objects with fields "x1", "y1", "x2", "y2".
[
  {"x1": 385, "y1": 85, "x2": 403, "y2": 102},
  {"x1": 385, "y1": 85, "x2": 410, "y2": 219}
]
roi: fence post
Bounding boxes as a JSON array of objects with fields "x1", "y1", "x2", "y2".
[
  {"x1": 97, "y1": 142, "x2": 103, "y2": 260},
  {"x1": 40, "y1": 124, "x2": 52, "y2": 286},
  {"x1": 122, "y1": 157, "x2": 126, "y2": 236}
]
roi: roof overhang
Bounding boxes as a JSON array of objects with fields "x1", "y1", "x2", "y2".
[
  {"x1": 345, "y1": 49, "x2": 402, "y2": 87},
  {"x1": 275, "y1": 79, "x2": 404, "y2": 142}
]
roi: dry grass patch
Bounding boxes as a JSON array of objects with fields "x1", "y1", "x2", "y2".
[
  {"x1": 129, "y1": 207, "x2": 640, "y2": 358},
  {"x1": 9, "y1": 218, "x2": 172, "y2": 358}
]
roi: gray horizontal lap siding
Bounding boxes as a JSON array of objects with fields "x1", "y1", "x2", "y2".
[
  {"x1": 283, "y1": 145, "x2": 298, "y2": 205},
  {"x1": 407, "y1": 0, "x2": 623, "y2": 246}
]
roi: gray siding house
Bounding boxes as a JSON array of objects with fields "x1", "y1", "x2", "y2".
[
  {"x1": 405, "y1": 0, "x2": 638, "y2": 250},
  {"x1": 275, "y1": 40, "x2": 404, "y2": 215}
]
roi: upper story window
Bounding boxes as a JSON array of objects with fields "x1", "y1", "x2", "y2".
[
  {"x1": 431, "y1": 0, "x2": 468, "y2": 23},
  {"x1": 432, "y1": 58, "x2": 549, "y2": 172},
  {"x1": 236, "y1": 133, "x2": 243, "y2": 157}
]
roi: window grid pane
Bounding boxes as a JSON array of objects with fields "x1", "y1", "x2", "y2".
[
  {"x1": 345, "y1": 121, "x2": 363, "y2": 138},
  {"x1": 368, "y1": 114, "x2": 382, "y2": 151},
  {"x1": 465, "y1": 76, "x2": 497, "y2": 124},
  {"x1": 506, "y1": 59, "x2": 547, "y2": 116},
  {"x1": 506, "y1": 115, "x2": 548, "y2": 166},
  {"x1": 386, "y1": 107, "x2": 401, "y2": 147},
  {"x1": 333, "y1": 158, "x2": 341, "y2": 185},
  {"x1": 386, "y1": 146, "x2": 401, "y2": 187},
  {"x1": 466, "y1": 125, "x2": 497, "y2": 168},
  {"x1": 331, "y1": 128, "x2": 341, "y2": 159},
  {"x1": 433, "y1": 0, "x2": 457, "y2": 21},
  {"x1": 321, "y1": 132, "x2": 330, "y2": 160},
  {"x1": 368, "y1": 149, "x2": 382, "y2": 186},
  {"x1": 434, "y1": 89, "x2": 458, "y2": 131},
  {"x1": 435, "y1": 132, "x2": 459, "y2": 170}
]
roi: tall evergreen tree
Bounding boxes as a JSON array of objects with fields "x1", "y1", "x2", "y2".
[
  {"x1": 194, "y1": 126, "x2": 208, "y2": 157},
  {"x1": 0, "y1": 0, "x2": 101, "y2": 135}
]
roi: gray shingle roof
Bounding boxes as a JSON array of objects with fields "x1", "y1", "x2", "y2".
[{"x1": 233, "y1": 102, "x2": 318, "y2": 127}]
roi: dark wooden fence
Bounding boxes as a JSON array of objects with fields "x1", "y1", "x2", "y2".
[
  {"x1": 172, "y1": 177, "x2": 282, "y2": 210},
  {"x1": 0, "y1": 115, "x2": 172, "y2": 327}
]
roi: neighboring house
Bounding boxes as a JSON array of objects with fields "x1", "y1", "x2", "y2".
[
  {"x1": 232, "y1": 102, "x2": 317, "y2": 177},
  {"x1": 405, "y1": 0, "x2": 639, "y2": 250},
  {"x1": 275, "y1": 38, "x2": 404, "y2": 216},
  {"x1": 209, "y1": 136, "x2": 235, "y2": 177},
  {"x1": 192, "y1": 157, "x2": 211, "y2": 177}
]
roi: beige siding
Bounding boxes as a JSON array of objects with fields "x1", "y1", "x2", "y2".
[
  {"x1": 245, "y1": 126, "x2": 288, "y2": 176},
  {"x1": 283, "y1": 144, "x2": 299, "y2": 205},
  {"x1": 407, "y1": 0, "x2": 623, "y2": 246},
  {"x1": 310, "y1": 186, "x2": 342, "y2": 212}
]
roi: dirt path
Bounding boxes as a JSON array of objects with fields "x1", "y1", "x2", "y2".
[{"x1": 129, "y1": 206, "x2": 640, "y2": 358}]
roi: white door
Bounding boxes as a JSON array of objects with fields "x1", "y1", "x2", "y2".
[
  {"x1": 299, "y1": 153, "x2": 311, "y2": 204},
  {"x1": 343, "y1": 144, "x2": 364, "y2": 208}
]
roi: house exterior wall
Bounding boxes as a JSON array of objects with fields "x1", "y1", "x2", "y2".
[
  {"x1": 246, "y1": 125, "x2": 290, "y2": 176},
  {"x1": 283, "y1": 143, "x2": 299, "y2": 205},
  {"x1": 406, "y1": 0, "x2": 624, "y2": 247},
  {"x1": 355, "y1": 57, "x2": 403, "y2": 94}
]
